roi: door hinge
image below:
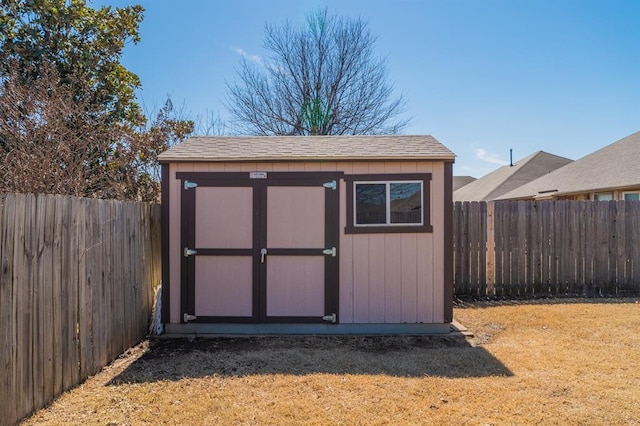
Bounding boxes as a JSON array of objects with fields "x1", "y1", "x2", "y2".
[
  {"x1": 322, "y1": 247, "x2": 337, "y2": 257},
  {"x1": 323, "y1": 180, "x2": 337, "y2": 190},
  {"x1": 322, "y1": 313, "x2": 337, "y2": 323},
  {"x1": 184, "y1": 313, "x2": 197, "y2": 322},
  {"x1": 183, "y1": 247, "x2": 198, "y2": 257},
  {"x1": 183, "y1": 180, "x2": 198, "y2": 190}
]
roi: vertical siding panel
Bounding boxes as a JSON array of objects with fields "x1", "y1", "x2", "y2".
[
  {"x1": 416, "y1": 234, "x2": 433, "y2": 323},
  {"x1": 338, "y1": 163, "x2": 354, "y2": 323},
  {"x1": 223, "y1": 162, "x2": 243, "y2": 172},
  {"x1": 384, "y1": 235, "x2": 402, "y2": 323},
  {"x1": 368, "y1": 234, "x2": 386, "y2": 322},
  {"x1": 270, "y1": 163, "x2": 289, "y2": 172},
  {"x1": 400, "y1": 234, "x2": 417, "y2": 323},
  {"x1": 286, "y1": 162, "x2": 306, "y2": 172},
  {"x1": 320, "y1": 162, "x2": 338, "y2": 172},
  {"x1": 239, "y1": 162, "x2": 258, "y2": 172},
  {"x1": 351, "y1": 236, "x2": 370, "y2": 322},
  {"x1": 191, "y1": 163, "x2": 209, "y2": 172}
]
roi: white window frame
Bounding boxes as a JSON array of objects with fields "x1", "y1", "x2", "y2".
[
  {"x1": 622, "y1": 191, "x2": 640, "y2": 201},
  {"x1": 353, "y1": 180, "x2": 424, "y2": 227},
  {"x1": 593, "y1": 192, "x2": 614, "y2": 201}
]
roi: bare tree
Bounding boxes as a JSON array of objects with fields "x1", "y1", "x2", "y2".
[
  {"x1": 226, "y1": 8, "x2": 408, "y2": 136},
  {"x1": 194, "y1": 109, "x2": 230, "y2": 136}
]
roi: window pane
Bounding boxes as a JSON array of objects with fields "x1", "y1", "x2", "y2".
[
  {"x1": 355, "y1": 184, "x2": 386, "y2": 224},
  {"x1": 390, "y1": 182, "x2": 422, "y2": 224},
  {"x1": 594, "y1": 192, "x2": 613, "y2": 201},
  {"x1": 624, "y1": 192, "x2": 640, "y2": 201}
]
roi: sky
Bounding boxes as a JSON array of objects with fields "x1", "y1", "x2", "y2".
[{"x1": 93, "y1": 0, "x2": 639, "y2": 178}]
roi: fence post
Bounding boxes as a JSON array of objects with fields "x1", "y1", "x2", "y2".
[{"x1": 485, "y1": 201, "x2": 496, "y2": 296}]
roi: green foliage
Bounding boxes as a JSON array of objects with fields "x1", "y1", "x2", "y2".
[
  {"x1": 0, "y1": 0, "x2": 144, "y2": 123},
  {"x1": 0, "y1": 1, "x2": 193, "y2": 201}
]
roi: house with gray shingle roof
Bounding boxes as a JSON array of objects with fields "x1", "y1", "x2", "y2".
[
  {"x1": 453, "y1": 151, "x2": 573, "y2": 202},
  {"x1": 453, "y1": 175, "x2": 476, "y2": 191},
  {"x1": 498, "y1": 131, "x2": 640, "y2": 201}
]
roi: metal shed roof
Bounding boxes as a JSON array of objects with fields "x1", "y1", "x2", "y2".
[{"x1": 158, "y1": 135, "x2": 455, "y2": 162}]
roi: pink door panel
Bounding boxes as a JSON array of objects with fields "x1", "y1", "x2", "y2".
[
  {"x1": 195, "y1": 256, "x2": 253, "y2": 317},
  {"x1": 195, "y1": 187, "x2": 253, "y2": 248},
  {"x1": 267, "y1": 186, "x2": 325, "y2": 248},
  {"x1": 266, "y1": 256, "x2": 325, "y2": 317}
]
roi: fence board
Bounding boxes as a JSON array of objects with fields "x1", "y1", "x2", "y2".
[
  {"x1": 61, "y1": 196, "x2": 79, "y2": 392},
  {"x1": 0, "y1": 194, "x2": 161, "y2": 425},
  {"x1": 0, "y1": 194, "x2": 15, "y2": 423},
  {"x1": 33, "y1": 195, "x2": 47, "y2": 411},
  {"x1": 454, "y1": 200, "x2": 640, "y2": 298},
  {"x1": 51, "y1": 196, "x2": 64, "y2": 398}
]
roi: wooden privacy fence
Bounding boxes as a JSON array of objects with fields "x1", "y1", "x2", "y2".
[
  {"x1": 0, "y1": 193, "x2": 161, "y2": 425},
  {"x1": 454, "y1": 200, "x2": 640, "y2": 297}
]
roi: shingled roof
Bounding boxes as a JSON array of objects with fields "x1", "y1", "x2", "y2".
[
  {"x1": 453, "y1": 151, "x2": 573, "y2": 202},
  {"x1": 158, "y1": 135, "x2": 455, "y2": 162},
  {"x1": 498, "y1": 131, "x2": 640, "y2": 200}
]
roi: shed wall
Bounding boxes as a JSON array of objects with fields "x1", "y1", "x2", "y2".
[{"x1": 167, "y1": 160, "x2": 447, "y2": 325}]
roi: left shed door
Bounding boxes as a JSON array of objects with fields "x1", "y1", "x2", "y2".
[{"x1": 181, "y1": 181, "x2": 258, "y2": 322}]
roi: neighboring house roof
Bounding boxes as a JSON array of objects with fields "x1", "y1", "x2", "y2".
[
  {"x1": 453, "y1": 176, "x2": 477, "y2": 191},
  {"x1": 158, "y1": 135, "x2": 456, "y2": 162},
  {"x1": 453, "y1": 151, "x2": 573, "y2": 202},
  {"x1": 498, "y1": 131, "x2": 640, "y2": 200}
]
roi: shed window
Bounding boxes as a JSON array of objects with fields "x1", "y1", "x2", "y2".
[{"x1": 345, "y1": 174, "x2": 432, "y2": 234}]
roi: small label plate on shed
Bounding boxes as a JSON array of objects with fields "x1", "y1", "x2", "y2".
[{"x1": 250, "y1": 172, "x2": 267, "y2": 179}]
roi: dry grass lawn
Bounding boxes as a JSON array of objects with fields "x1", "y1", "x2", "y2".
[{"x1": 23, "y1": 299, "x2": 640, "y2": 425}]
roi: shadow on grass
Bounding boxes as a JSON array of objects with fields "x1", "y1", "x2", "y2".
[{"x1": 107, "y1": 335, "x2": 512, "y2": 384}]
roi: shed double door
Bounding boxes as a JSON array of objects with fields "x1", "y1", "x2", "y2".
[{"x1": 179, "y1": 172, "x2": 340, "y2": 324}]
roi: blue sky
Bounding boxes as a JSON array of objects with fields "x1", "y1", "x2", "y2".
[{"x1": 93, "y1": 0, "x2": 639, "y2": 177}]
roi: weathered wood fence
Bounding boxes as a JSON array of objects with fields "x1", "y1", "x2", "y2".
[
  {"x1": 0, "y1": 193, "x2": 161, "y2": 425},
  {"x1": 454, "y1": 200, "x2": 640, "y2": 297}
]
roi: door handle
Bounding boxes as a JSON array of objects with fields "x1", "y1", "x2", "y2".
[{"x1": 260, "y1": 248, "x2": 267, "y2": 263}]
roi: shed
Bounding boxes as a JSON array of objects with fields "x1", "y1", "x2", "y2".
[{"x1": 158, "y1": 135, "x2": 456, "y2": 334}]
